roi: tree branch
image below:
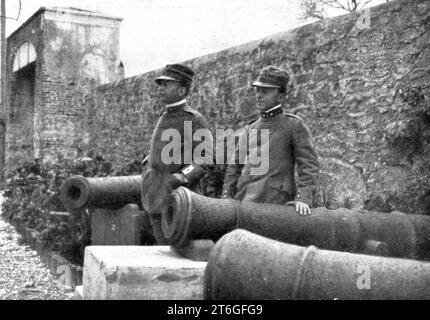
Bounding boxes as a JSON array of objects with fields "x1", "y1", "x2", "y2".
[
  {"x1": 299, "y1": 0, "x2": 381, "y2": 20},
  {"x1": 320, "y1": 0, "x2": 350, "y2": 12}
]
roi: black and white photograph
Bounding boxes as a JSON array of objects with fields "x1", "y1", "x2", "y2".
[{"x1": 0, "y1": 0, "x2": 429, "y2": 309}]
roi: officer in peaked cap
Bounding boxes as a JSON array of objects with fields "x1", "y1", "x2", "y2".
[
  {"x1": 251, "y1": 66, "x2": 289, "y2": 89},
  {"x1": 221, "y1": 66, "x2": 320, "y2": 215},
  {"x1": 155, "y1": 63, "x2": 194, "y2": 86},
  {"x1": 141, "y1": 63, "x2": 214, "y2": 243}
]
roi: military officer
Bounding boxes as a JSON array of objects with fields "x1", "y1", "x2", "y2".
[
  {"x1": 141, "y1": 63, "x2": 214, "y2": 243},
  {"x1": 222, "y1": 66, "x2": 319, "y2": 215}
]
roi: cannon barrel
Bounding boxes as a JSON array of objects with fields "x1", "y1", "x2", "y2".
[
  {"x1": 162, "y1": 187, "x2": 430, "y2": 260},
  {"x1": 60, "y1": 175, "x2": 142, "y2": 210},
  {"x1": 205, "y1": 229, "x2": 430, "y2": 300}
]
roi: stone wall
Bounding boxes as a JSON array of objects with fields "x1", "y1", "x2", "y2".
[
  {"x1": 6, "y1": 13, "x2": 43, "y2": 170},
  {"x1": 18, "y1": 0, "x2": 430, "y2": 214},
  {"x1": 5, "y1": 8, "x2": 123, "y2": 174},
  {"x1": 37, "y1": 9, "x2": 123, "y2": 165},
  {"x1": 77, "y1": 0, "x2": 430, "y2": 214}
]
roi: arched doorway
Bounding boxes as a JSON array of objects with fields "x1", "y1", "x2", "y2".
[{"x1": 8, "y1": 41, "x2": 37, "y2": 166}]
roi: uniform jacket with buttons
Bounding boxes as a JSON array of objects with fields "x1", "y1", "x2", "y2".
[
  {"x1": 222, "y1": 106, "x2": 319, "y2": 206},
  {"x1": 141, "y1": 103, "x2": 214, "y2": 214}
]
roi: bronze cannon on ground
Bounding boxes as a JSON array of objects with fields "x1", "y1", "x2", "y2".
[
  {"x1": 60, "y1": 175, "x2": 143, "y2": 211},
  {"x1": 205, "y1": 229, "x2": 430, "y2": 300},
  {"x1": 162, "y1": 187, "x2": 430, "y2": 261}
]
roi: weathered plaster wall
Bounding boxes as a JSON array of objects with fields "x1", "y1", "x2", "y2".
[
  {"x1": 38, "y1": 10, "x2": 122, "y2": 165},
  {"x1": 82, "y1": 0, "x2": 429, "y2": 214},
  {"x1": 5, "y1": 8, "x2": 123, "y2": 173}
]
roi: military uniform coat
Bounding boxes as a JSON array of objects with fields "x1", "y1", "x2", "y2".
[
  {"x1": 141, "y1": 103, "x2": 213, "y2": 214},
  {"x1": 222, "y1": 107, "x2": 319, "y2": 206}
]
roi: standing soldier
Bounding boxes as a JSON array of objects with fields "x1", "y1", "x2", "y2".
[
  {"x1": 222, "y1": 66, "x2": 319, "y2": 215},
  {"x1": 141, "y1": 63, "x2": 214, "y2": 243}
]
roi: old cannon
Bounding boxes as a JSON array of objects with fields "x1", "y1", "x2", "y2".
[
  {"x1": 60, "y1": 175, "x2": 143, "y2": 210},
  {"x1": 205, "y1": 229, "x2": 430, "y2": 300},
  {"x1": 60, "y1": 175, "x2": 152, "y2": 245},
  {"x1": 162, "y1": 187, "x2": 430, "y2": 261}
]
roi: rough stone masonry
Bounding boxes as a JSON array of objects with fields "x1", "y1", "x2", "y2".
[
  {"x1": 5, "y1": 0, "x2": 430, "y2": 215},
  {"x1": 84, "y1": 0, "x2": 430, "y2": 215}
]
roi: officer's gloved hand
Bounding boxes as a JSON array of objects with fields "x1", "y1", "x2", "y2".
[{"x1": 167, "y1": 172, "x2": 189, "y2": 190}]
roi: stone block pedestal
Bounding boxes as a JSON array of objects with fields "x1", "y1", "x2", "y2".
[{"x1": 82, "y1": 246, "x2": 207, "y2": 299}]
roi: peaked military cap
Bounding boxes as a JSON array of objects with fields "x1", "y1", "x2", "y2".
[
  {"x1": 155, "y1": 63, "x2": 195, "y2": 88},
  {"x1": 251, "y1": 66, "x2": 290, "y2": 92}
]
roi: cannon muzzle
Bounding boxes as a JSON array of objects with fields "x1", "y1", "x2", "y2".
[
  {"x1": 60, "y1": 175, "x2": 142, "y2": 210},
  {"x1": 162, "y1": 187, "x2": 430, "y2": 260},
  {"x1": 205, "y1": 229, "x2": 430, "y2": 300}
]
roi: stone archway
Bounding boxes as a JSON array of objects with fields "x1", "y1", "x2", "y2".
[
  {"x1": 12, "y1": 41, "x2": 36, "y2": 72},
  {"x1": 7, "y1": 41, "x2": 37, "y2": 172}
]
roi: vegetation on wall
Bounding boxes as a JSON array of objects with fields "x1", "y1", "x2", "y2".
[{"x1": 1, "y1": 155, "x2": 142, "y2": 265}]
